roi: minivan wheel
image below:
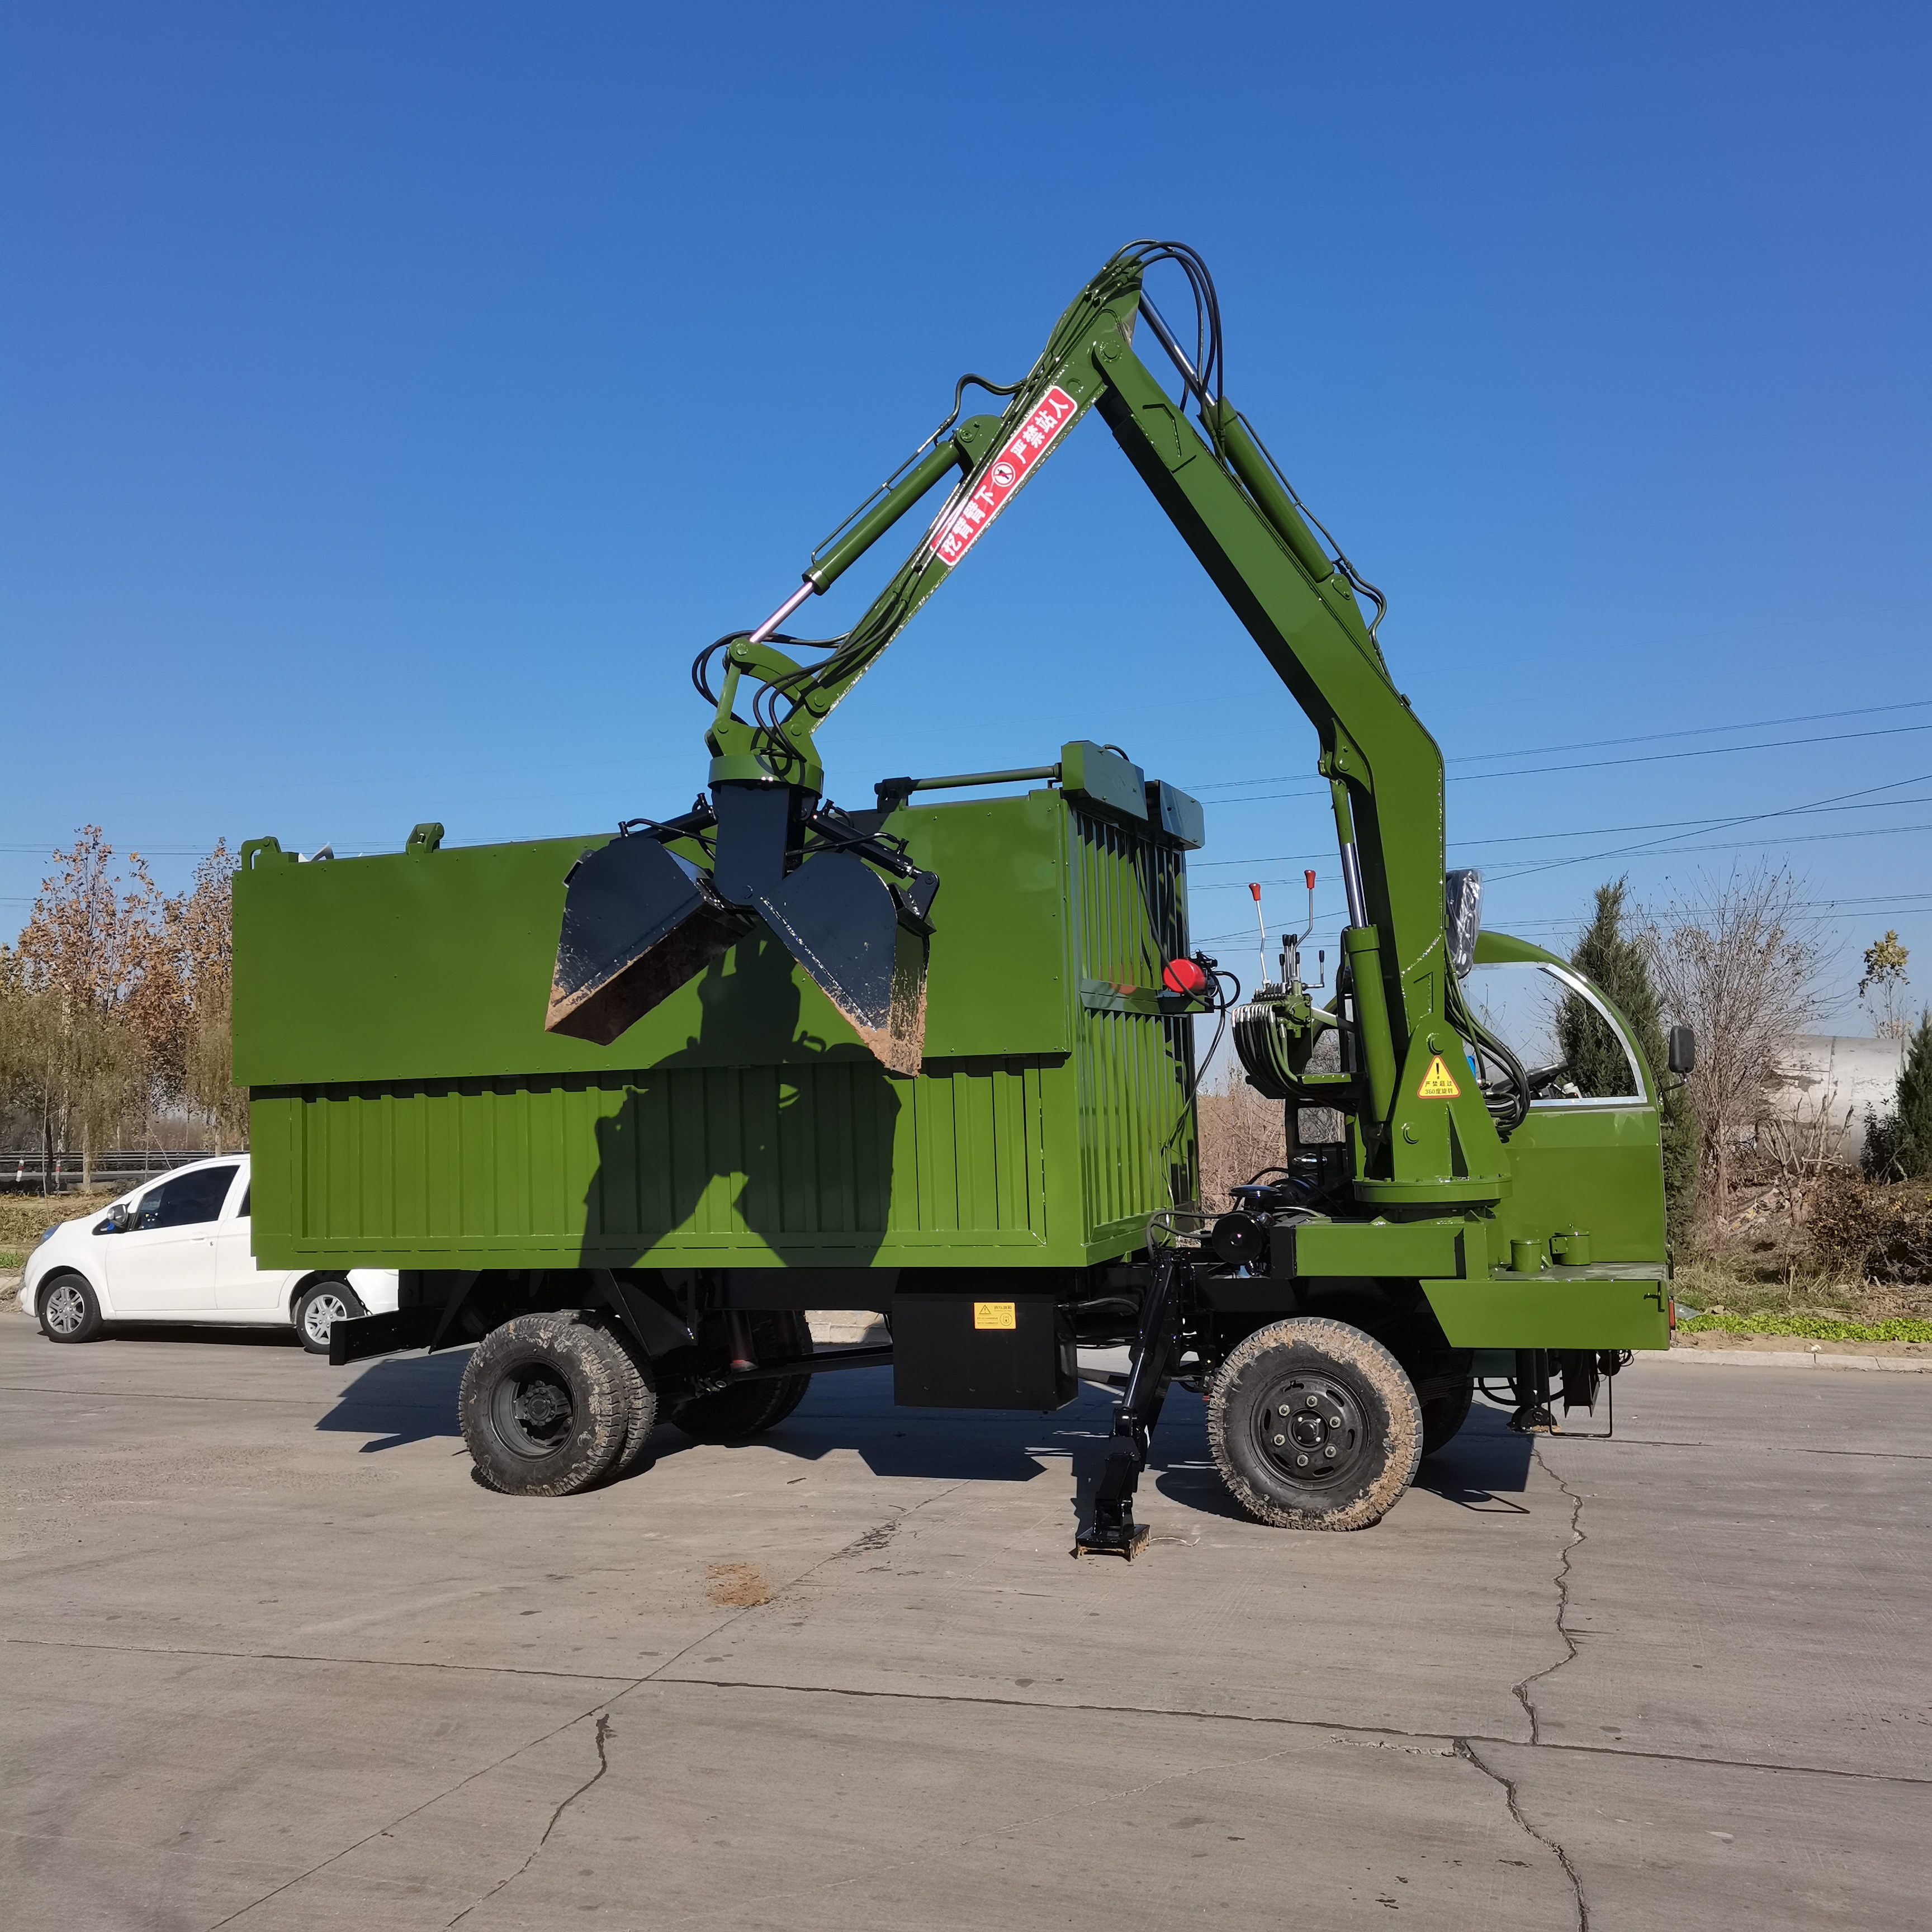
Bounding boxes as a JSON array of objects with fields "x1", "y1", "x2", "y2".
[
  {"x1": 39, "y1": 1273, "x2": 102, "y2": 1344},
  {"x1": 295, "y1": 1280, "x2": 366, "y2": 1354}
]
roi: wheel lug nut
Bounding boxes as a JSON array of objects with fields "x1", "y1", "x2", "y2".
[
  {"x1": 1325, "y1": 1446, "x2": 1337, "y2": 1457},
  {"x1": 1278, "y1": 1404, "x2": 1291, "y2": 1416},
  {"x1": 1296, "y1": 1454, "x2": 1309, "y2": 1466},
  {"x1": 1273, "y1": 1433, "x2": 1286, "y2": 1446},
  {"x1": 1305, "y1": 1395, "x2": 1317, "y2": 1407}
]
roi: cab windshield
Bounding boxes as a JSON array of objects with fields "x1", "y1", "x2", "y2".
[{"x1": 1458, "y1": 960, "x2": 1647, "y2": 1105}]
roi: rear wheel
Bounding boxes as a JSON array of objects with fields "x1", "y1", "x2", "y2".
[
  {"x1": 603, "y1": 1319, "x2": 660, "y2": 1475},
  {"x1": 39, "y1": 1273, "x2": 102, "y2": 1344},
  {"x1": 1420, "y1": 1374, "x2": 1475, "y2": 1457},
  {"x1": 1205, "y1": 1317, "x2": 1422, "y2": 1530},
  {"x1": 672, "y1": 1311, "x2": 814, "y2": 1442},
  {"x1": 295, "y1": 1279, "x2": 365, "y2": 1355},
  {"x1": 460, "y1": 1313, "x2": 634, "y2": 1496}
]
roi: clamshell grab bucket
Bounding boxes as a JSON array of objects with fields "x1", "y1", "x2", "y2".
[
  {"x1": 545, "y1": 835, "x2": 747, "y2": 1045},
  {"x1": 546, "y1": 788, "x2": 934, "y2": 1073}
]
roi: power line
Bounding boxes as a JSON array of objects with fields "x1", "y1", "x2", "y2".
[
  {"x1": 1194, "y1": 891, "x2": 1932, "y2": 950},
  {"x1": 1186, "y1": 695, "x2": 1932, "y2": 794},
  {"x1": 1486, "y1": 768, "x2": 1932, "y2": 883},
  {"x1": 1192, "y1": 788, "x2": 1932, "y2": 870},
  {"x1": 1193, "y1": 817, "x2": 1932, "y2": 894},
  {"x1": 1196, "y1": 722, "x2": 1932, "y2": 807},
  {"x1": 1485, "y1": 820, "x2": 1932, "y2": 877}
]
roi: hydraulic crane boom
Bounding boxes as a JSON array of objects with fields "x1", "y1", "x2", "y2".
[{"x1": 548, "y1": 240, "x2": 1518, "y2": 1206}]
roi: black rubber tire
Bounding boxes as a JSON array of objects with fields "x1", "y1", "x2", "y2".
[
  {"x1": 672, "y1": 1311, "x2": 813, "y2": 1443},
  {"x1": 1205, "y1": 1317, "x2": 1423, "y2": 1530},
  {"x1": 460, "y1": 1313, "x2": 634, "y2": 1497},
  {"x1": 38, "y1": 1272, "x2": 102, "y2": 1344},
  {"x1": 294, "y1": 1279, "x2": 366, "y2": 1355},
  {"x1": 1420, "y1": 1374, "x2": 1475, "y2": 1458},
  {"x1": 600, "y1": 1317, "x2": 660, "y2": 1475}
]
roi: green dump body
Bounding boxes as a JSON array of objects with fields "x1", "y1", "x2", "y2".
[{"x1": 234, "y1": 783, "x2": 1197, "y2": 1279}]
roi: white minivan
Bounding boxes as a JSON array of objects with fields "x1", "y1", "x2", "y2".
[{"x1": 20, "y1": 1153, "x2": 397, "y2": 1353}]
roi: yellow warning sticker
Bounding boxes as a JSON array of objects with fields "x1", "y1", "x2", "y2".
[
  {"x1": 1417, "y1": 1054, "x2": 1462, "y2": 1099},
  {"x1": 973, "y1": 1301, "x2": 1017, "y2": 1330}
]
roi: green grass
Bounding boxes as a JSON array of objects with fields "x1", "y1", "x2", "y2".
[
  {"x1": 0, "y1": 1250, "x2": 25, "y2": 1270},
  {"x1": 1677, "y1": 1313, "x2": 1932, "y2": 1344}
]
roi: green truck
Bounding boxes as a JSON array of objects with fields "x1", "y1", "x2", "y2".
[{"x1": 235, "y1": 242, "x2": 1683, "y2": 1554}]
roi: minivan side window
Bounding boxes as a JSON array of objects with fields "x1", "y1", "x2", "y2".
[{"x1": 138, "y1": 1164, "x2": 240, "y2": 1230}]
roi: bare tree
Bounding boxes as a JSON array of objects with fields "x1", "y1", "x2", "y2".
[
  {"x1": 1757, "y1": 1087, "x2": 1856, "y2": 1284},
  {"x1": 1196, "y1": 1062, "x2": 1287, "y2": 1212},
  {"x1": 1644, "y1": 866, "x2": 1826, "y2": 1211},
  {"x1": 10, "y1": 829, "x2": 160, "y2": 1183},
  {"x1": 126, "y1": 841, "x2": 243, "y2": 1144}
]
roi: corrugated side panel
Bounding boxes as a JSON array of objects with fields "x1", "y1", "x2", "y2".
[
  {"x1": 249, "y1": 1055, "x2": 1055, "y2": 1270},
  {"x1": 1066, "y1": 811, "x2": 1197, "y2": 1247}
]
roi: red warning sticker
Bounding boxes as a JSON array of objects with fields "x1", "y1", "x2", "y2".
[{"x1": 928, "y1": 385, "x2": 1079, "y2": 567}]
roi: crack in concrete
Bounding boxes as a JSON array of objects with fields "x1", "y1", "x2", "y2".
[
  {"x1": 447, "y1": 1711, "x2": 613, "y2": 1927},
  {"x1": 18, "y1": 1632, "x2": 1926, "y2": 1786},
  {"x1": 200, "y1": 1688, "x2": 640, "y2": 1930},
  {"x1": 1453, "y1": 1737, "x2": 1589, "y2": 1930},
  {"x1": 1511, "y1": 1441, "x2": 1587, "y2": 1745}
]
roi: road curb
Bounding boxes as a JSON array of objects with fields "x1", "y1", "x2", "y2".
[{"x1": 1644, "y1": 1346, "x2": 1932, "y2": 1374}]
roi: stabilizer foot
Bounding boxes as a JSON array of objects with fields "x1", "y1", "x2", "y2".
[
  {"x1": 1074, "y1": 1521, "x2": 1149, "y2": 1560},
  {"x1": 1074, "y1": 1445, "x2": 1151, "y2": 1559}
]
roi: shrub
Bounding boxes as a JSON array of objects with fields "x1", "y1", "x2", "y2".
[{"x1": 1807, "y1": 1172, "x2": 1932, "y2": 1286}]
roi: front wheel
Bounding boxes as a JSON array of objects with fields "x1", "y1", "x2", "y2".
[
  {"x1": 295, "y1": 1280, "x2": 366, "y2": 1355},
  {"x1": 1205, "y1": 1317, "x2": 1423, "y2": 1530},
  {"x1": 39, "y1": 1273, "x2": 102, "y2": 1344}
]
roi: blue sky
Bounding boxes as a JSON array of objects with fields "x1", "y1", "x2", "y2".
[{"x1": 5, "y1": 2, "x2": 1928, "y2": 1030}]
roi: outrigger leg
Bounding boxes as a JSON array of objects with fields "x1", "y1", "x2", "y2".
[{"x1": 1076, "y1": 1246, "x2": 1186, "y2": 1560}]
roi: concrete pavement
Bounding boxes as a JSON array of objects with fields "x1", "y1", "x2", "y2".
[{"x1": 2, "y1": 1316, "x2": 1927, "y2": 1930}]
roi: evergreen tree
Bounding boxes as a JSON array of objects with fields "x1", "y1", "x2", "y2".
[
  {"x1": 1559, "y1": 878, "x2": 1699, "y2": 1231},
  {"x1": 1866, "y1": 1009, "x2": 1932, "y2": 1180}
]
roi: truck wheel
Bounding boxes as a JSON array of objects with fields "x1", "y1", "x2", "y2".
[
  {"x1": 1420, "y1": 1374, "x2": 1474, "y2": 1457},
  {"x1": 460, "y1": 1313, "x2": 633, "y2": 1496},
  {"x1": 600, "y1": 1318, "x2": 660, "y2": 1475},
  {"x1": 295, "y1": 1279, "x2": 365, "y2": 1355},
  {"x1": 673, "y1": 1311, "x2": 813, "y2": 1443},
  {"x1": 39, "y1": 1273, "x2": 102, "y2": 1344},
  {"x1": 1205, "y1": 1317, "x2": 1422, "y2": 1530}
]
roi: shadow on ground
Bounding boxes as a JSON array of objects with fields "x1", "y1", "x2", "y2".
[
  {"x1": 88, "y1": 1324, "x2": 301, "y2": 1349},
  {"x1": 314, "y1": 1348, "x2": 1538, "y2": 1528},
  {"x1": 316, "y1": 1347, "x2": 473, "y2": 1450}
]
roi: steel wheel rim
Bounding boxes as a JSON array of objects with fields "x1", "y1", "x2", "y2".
[
  {"x1": 1251, "y1": 1368, "x2": 1372, "y2": 1489},
  {"x1": 45, "y1": 1282, "x2": 86, "y2": 1336},
  {"x1": 491, "y1": 1365, "x2": 576, "y2": 1459},
  {"x1": 302, "y1": 1291, "x2": 352, "y2": 1346}
]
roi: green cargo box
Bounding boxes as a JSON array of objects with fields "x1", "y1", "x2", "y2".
[{"x1": 234, "y1": 778, "x2": 1201, "y2": 1277}]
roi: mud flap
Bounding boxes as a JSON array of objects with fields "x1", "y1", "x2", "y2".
[
  {"x1": 545, "y1": 835, "x2": 747, "y2": 1044},
  {"x1": 751, "y1": 851, "x2": 929, "y2": 1077}
]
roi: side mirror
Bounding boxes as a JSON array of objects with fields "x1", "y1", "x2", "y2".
[
  {"x1": 102, "y1": 1202, "x2": 134, "y2": 1233},
  {"x1": 1667, "y1": 1024, "x2": 1696, "y2": 1076}
]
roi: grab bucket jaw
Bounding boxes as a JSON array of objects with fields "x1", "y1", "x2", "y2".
[
  {"x1": 545, "y1": 786, "x2": 936, "y2": 1074},
  {"x1": 751, "y1": 851, "x2": 930, "y2": 1076},
  {"x1": 545, "y1": 836, "x2": 749, "y2": 1046}
]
